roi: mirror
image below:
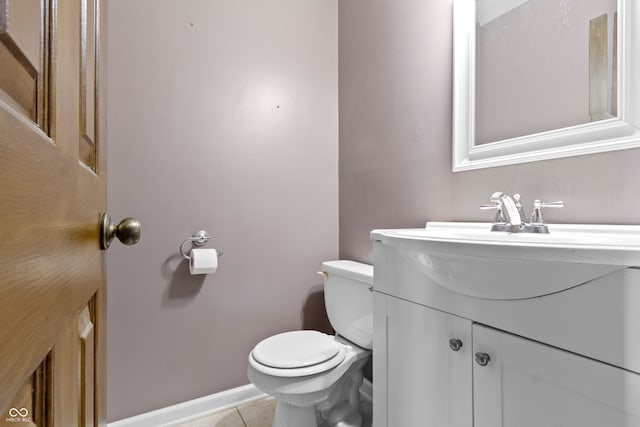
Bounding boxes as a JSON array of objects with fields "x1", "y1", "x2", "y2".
[{"x1": 453, "y1": 0, "x2": 640, "y2": 171}]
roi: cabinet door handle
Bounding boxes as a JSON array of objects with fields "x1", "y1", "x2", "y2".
[
  {"x1": 474, "y1": 352, "x2": 491, "y2": 366},
  {"x1": 448, "y1": 339, "x2": 463, "y2": 352}
]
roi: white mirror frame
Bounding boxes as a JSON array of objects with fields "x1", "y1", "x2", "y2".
[{"x1": 453, "y1": 0, "x2": 640, "y2": 172}]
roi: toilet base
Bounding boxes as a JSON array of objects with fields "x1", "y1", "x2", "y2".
[
  {"x1": 272, "y1": 401, "x2": 317, "y2": 427},
  {"x1": 270, "y1": 359, "x2": 366, "y2": 427},
  {"x1": 316, "y1": 364, "x2": 364, "y2": 427}
]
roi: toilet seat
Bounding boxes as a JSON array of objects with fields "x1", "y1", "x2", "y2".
[{"x1": 249, "y1": 331, "x2": 347, "y2": 377}]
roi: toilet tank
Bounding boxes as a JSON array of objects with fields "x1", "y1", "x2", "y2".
[{"x1": 321, "y1": 260, "x2": 373, "y2": 349}]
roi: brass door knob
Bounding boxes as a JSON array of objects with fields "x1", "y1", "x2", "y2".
[{"x1": 100, "y1": 213, "x2": 141, "y2": 250}]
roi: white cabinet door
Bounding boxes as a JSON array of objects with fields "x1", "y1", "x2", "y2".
[
  {"x1": 373, "y1": 293, "x2": 472, "y2": 427},
  {"x1": 473, "y1": 324, "x2": 640, "y2": 427}
]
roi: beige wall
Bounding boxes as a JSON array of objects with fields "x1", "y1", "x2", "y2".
[
  {"x1": 107, "y1": 0, "x2": 338, "y2": 421},
  {"x1": 339, "y1": 0, "x2": 640, "y2": 262}
]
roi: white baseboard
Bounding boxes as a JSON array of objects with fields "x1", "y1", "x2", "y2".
[
  {"x1": 109, "y1": 379, "x2": 373, "y2": 427},
  {"x1": 108, "y1": 384, "x2": 267, "y2": 427}
]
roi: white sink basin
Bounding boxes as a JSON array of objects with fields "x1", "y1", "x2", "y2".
[{"x1": 371, "y1": 222, "x2": 640, "y2": 299}]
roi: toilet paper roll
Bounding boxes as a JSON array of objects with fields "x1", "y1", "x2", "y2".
[{"x1": 189, "y1": 248, "x2": 218, "y2": 275}]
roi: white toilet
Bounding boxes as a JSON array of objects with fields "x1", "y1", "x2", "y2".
[{"x1": 247, "y1": 260, "x2": 373, "y2": 427}]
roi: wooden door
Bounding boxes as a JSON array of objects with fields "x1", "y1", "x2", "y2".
[
  {"x1": 473, "y1": 324, "x2": 640, "y2": 427},
  {"x1": 0, "y1": 0, "x2": 107, "y2": 426},
  {"x1": 372, "y1": 293, "x2": 472, "y2": 427}
]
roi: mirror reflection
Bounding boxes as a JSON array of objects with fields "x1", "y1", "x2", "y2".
[{"x1": 475, "y1": 0, "x2": 618, "y2": 145}]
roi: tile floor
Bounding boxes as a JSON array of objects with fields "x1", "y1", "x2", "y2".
[
  {"x1": 172, "y1": 397, "x2": 373, "y2": 427},
  {"x1": 172, "y1": 398, "x2": 275, "y2": 427}
]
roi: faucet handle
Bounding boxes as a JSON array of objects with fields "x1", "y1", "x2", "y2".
[
  {"x1": 480, "y1": 202, "x2": 506, "y2": 224},
  {"x1": 530, "y1": 200, "x2": 565, "y2": 224},
  {"x1": 480, "y1": 203, "x2": 499, "y2": 209}
]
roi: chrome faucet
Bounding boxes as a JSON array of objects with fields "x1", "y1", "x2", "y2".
[
  {"x1": 481, "y1": 192, "x2": 524, "y2": 232},
  {"x1": 481, "y1": 192, "x2": 564, "y2": 233}
]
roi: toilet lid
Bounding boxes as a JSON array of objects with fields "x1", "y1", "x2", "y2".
[{"x1": 252, "y1": 331, "x2": 340, "y2": 369}]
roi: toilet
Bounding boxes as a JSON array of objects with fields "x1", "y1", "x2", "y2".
[{"x1": 247, "y1": 260, "x2": 373, "y2": 427}]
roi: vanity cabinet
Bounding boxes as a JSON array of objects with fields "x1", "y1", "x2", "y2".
[
  {"x1": 373, "y1": 293, "x2": 472, "y2": 426},
  {"x1": 473, "y1": 324, "x2": 640, "y2": 427},
  {"x1": 370, "y1": 222, "x2": 640, "y2": 426},
  {"x1": 373, "y1": 293, "x2": 640, "y2": 427}
]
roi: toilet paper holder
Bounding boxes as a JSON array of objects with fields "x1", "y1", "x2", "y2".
[{"x1": 180, "y1": 230, "x2": 224, "y2": 260}]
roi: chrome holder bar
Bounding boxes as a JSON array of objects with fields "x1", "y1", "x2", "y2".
[{"x1": 179, "y1": 230, "x2": 223, "y2": 259}]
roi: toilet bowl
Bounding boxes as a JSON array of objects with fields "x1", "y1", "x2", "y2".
[{"x1": 247, "y1": 261, "x2": 373, "y2": 427}]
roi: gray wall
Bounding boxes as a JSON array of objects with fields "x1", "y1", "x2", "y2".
[
  {"x1": 339, "y1": 0, "x2": 640, "y2": 262},
  {"x1": 107, "y1": 0, "x2": 640, "y2": 420},
  {"x1": 107, "y1": 0, "x2": 337, "y2": 421}
]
